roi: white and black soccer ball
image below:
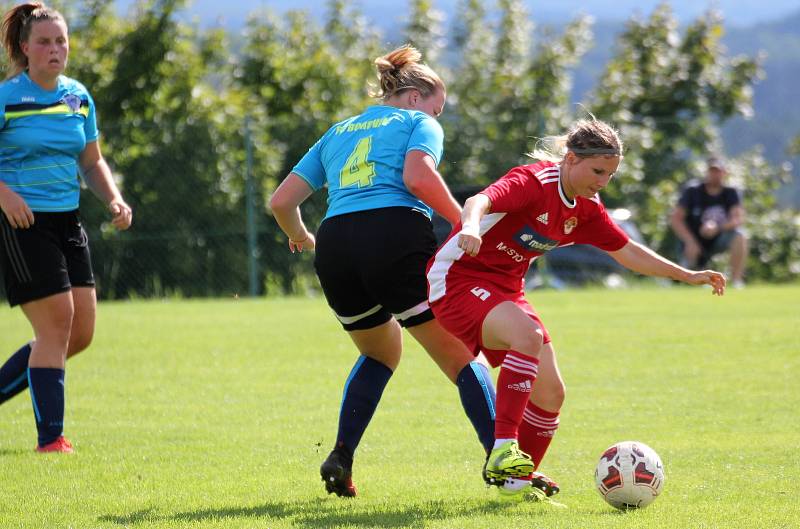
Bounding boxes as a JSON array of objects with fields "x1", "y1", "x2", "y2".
[{"x1": 595, "y1": 441, "x2": 665, "y2": 509}]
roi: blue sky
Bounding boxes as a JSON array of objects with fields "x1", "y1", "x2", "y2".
[{"x1": 116, "y1": 0, "x2": 800, "y2": 29}]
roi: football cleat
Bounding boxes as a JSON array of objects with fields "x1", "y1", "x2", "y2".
[
  {"x1": 497, "y1": 473, "x2": 566, "y2": 508},
  {"x1": 483, "y1": 440, "x2": 534, "y2": 481},
  {"x1": 36, "y1": 436, "x2": 74, "y2": 454},
  {"x1": 529, "y1": 471, "x2": 560, "y2": 497},
  {"x1": 320, "y1": 449, "x2": 357, "y2": 497}
]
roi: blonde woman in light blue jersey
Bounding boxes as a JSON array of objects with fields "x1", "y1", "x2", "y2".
[
  {"x1": 0, "y1": 2, "x2": 132, "y2": 453},
  {"x1": 271, "y1": 45, "x2": 497, "y2": 497}
]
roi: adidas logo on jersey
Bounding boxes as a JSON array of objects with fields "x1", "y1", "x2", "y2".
[
  {"x1": 507, "y1": 380, "x2": 532, "y2": 393},
  {"x1": 536, "y1": 212, "x2": 549, "y2": 224}
]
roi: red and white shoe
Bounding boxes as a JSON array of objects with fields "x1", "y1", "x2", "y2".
[{"x1": 36, "y1": 436, "x2": 74, "y2": 454}]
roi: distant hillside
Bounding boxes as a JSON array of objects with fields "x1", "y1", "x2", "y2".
[{"x1": 722, "y1": 9, "x2": 800, "y2": 206}]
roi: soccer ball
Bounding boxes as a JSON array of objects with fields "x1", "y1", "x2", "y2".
[{"x1": 594, "y1": 441, "x2": 665, "y2": 509}]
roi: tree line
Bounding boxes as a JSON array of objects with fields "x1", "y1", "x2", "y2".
[{"x1": 3, "y1": 0, "x2": 797, "y2": 298}]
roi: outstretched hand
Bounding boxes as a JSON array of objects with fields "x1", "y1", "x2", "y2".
[{"x1": 686, "y1": 269, "x2": 726, "y2": 296}]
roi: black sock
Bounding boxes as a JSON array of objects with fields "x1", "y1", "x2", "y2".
[
  {"x1": 336, "y1": 356, "x2": 393, "y2": 455},
  {"x1": 457, "y1": 361, "x2": 496, "y2": 453},
  {"x1": 0, "y1": 343, "x2": 31, "y2": 405},
  {"x1": 27, "y1": 367, "x2": 65, "y2": 447}
]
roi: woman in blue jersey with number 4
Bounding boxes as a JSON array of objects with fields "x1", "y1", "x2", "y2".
[
  {"x1": 270, "y1": 45, "x2": 497, "y2": 497},
  {"x1": 0, "y1": 3, "x2": 132, "y2": 453}
]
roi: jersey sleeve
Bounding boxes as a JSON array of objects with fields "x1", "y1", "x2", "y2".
[
  {"x1": 83, "y1": 90, "x2": 99, "y2": 142},
  {"x1": 406, "y1": 115, "x2": 444, "y2": 166},
  {"x1": 481, "y1": 166, "x2": 538, "y2": 213},
  {"x1": 574, "y1": 205, "x2": 629, "y2": 252},
  {"x1": 291, "y1": 137, "x2": 327, "y2": 191}
]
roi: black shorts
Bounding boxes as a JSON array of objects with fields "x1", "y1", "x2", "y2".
[
  {"x1": 314, "y1": 207, "x2": 437, "y2": 331},
  {"x1": 0, "y1": 210, "x2": 95, "y2": 307}
]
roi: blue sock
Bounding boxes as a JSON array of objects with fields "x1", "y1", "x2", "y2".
[
  {"x1": 0, "y1": 343, "x2": 31, "y2": 405},
  {"x1": 27, "y1": 367, "x2": 65, "y2": 447},
  {"x1": 335, "y1": 355, "x2": 393, "y2": 457},
  {"x1": 457, "y1": 361, "x2": 496, "y2": 453}
]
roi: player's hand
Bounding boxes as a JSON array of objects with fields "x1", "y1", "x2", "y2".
[
  {"x1": 0, "y1": 187, "x2": 34, "y2": 229},
  {"x1": 289, "y1": 233, "x2": 315, "y2": 253},
  {"x1": 686, "y1": 269, "x2": 726, "y2": 296},
  {"x1": 458, "y1": 227, "x2": 482, "y2": 257},
  {"x1": 109, "y1": 198, "x2": 133, "y2": 230}
]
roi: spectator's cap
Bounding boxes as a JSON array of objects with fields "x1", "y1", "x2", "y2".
[{"x1": 707, "y1": 155, "x2": 727, "y2": 170}]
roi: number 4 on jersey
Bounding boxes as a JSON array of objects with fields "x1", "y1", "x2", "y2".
[{"x1": 340, "y1": 136, "x2": 376, "y2": 188}]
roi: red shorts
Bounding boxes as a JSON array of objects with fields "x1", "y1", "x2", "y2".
[{"x1": 430, "y1": 278, "x2": 551, "y2": 368}]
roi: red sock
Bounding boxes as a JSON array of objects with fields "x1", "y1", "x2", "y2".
[
  {"x1": 494, "y1": 351, "x2": 539, "y2": 440},
  {"x1": 519, "y1": 401, "x2": 560, "y2": 469}
]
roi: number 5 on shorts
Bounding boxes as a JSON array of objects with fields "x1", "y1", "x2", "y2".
[
  {"x1": 471, "y1": 287, "x2": 491, "y2": 301},
  {"x1": 340, "y1": 136, "x2": 376, "y2": 188}
]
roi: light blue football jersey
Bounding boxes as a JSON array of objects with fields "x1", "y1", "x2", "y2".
[
  {"x1": 0, "y1": 72, "x2": 98, "y2": 212},
  {"x1": 292, "y1": 105, "x2": 444, "y2": 219}
]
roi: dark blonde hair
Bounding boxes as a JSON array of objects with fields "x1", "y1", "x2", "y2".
[
  {"x1": 370, "y1": 44, "x2": 445, "y2": 100},
  {"x1": 531, "y1": 117, "x2": 623, "y2": 162},
  {"x1": 1, "y1": 2, "x2": 66, "y2": 78}
]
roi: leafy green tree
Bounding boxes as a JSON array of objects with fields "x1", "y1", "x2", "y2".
[
  {"x1": 236, "y1": 4, "x2": 379, "y2": 294},
  {"x1": 445, "y1": 0, "x2": 592, "y2": 186},
  {"x1": 443, "y1": 0, "x2": 495, "y2": 183},
  {"x1": 66, "y1": 0, "x2": 254, "y2": 298},
  {"x1": 404, "y1": 0, "x2": 446, "y2": 65},
  {"x1": 590, "y1": 4, "x2": 760, "y2": 248},
  {"x1": 734, "y1": 151, "x2": 799, "y2": 282}
]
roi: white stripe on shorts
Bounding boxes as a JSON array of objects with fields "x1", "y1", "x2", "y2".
[
  {"x1": 392, "y1": 300, "x2": 430, "y2": 322},
  {"x1": 335, "y1": 304, "x2": 383, "y2": 325}
]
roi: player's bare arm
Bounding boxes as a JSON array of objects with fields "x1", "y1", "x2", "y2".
[
  {"x1": 609, "y1": 240, "x2": 726, "y2": 295},
  {"x1": 270, "y1": 172, "x2": 316, "y2": 253},
  {"x1": 402, "y1": 150, "x2": 461, "y2": 226},
  {"x1": 458, "y1": 193, "x2": 491, "y2": 256}
]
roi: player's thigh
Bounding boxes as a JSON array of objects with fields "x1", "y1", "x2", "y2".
[
  {"x1": 529, "y1": 342, "x2": 565, "y2": 412},
  {"x1": 481, "y1": 301, "x2": 546, "y2": 356}
]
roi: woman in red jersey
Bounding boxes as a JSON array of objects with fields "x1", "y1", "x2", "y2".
[{"x1": 427, "y1": 118, "x2": 725, "y2": 500}]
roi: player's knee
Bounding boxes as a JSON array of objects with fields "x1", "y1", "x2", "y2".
[{"x1": 509, "y1": 330, "x2": 544, "y2": 357}]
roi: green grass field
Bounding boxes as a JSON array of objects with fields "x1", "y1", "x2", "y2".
[{"x1": 1, "y1": 285, "x2": 798, "y2": 528}]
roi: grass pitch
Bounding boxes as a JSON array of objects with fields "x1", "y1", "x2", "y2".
[{"x1": 1, "y1": 285, "x2": 798, "y2": 528}]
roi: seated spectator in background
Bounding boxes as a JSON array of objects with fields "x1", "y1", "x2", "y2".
[{"x1": 670, "y1": 156, "x2": 747, "y2": 287}]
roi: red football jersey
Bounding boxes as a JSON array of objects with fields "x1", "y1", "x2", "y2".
[{"x1": 428, "y1": 161, "x2": 629, "y2": 301}]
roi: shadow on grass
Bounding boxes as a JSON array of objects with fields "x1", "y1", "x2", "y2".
[
  {"x1": 100, "y1": 497, "x2": 518, "y2": 528},
  {"x1": 0, "y1": 447, "x2": 29, "y2": 456}
]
